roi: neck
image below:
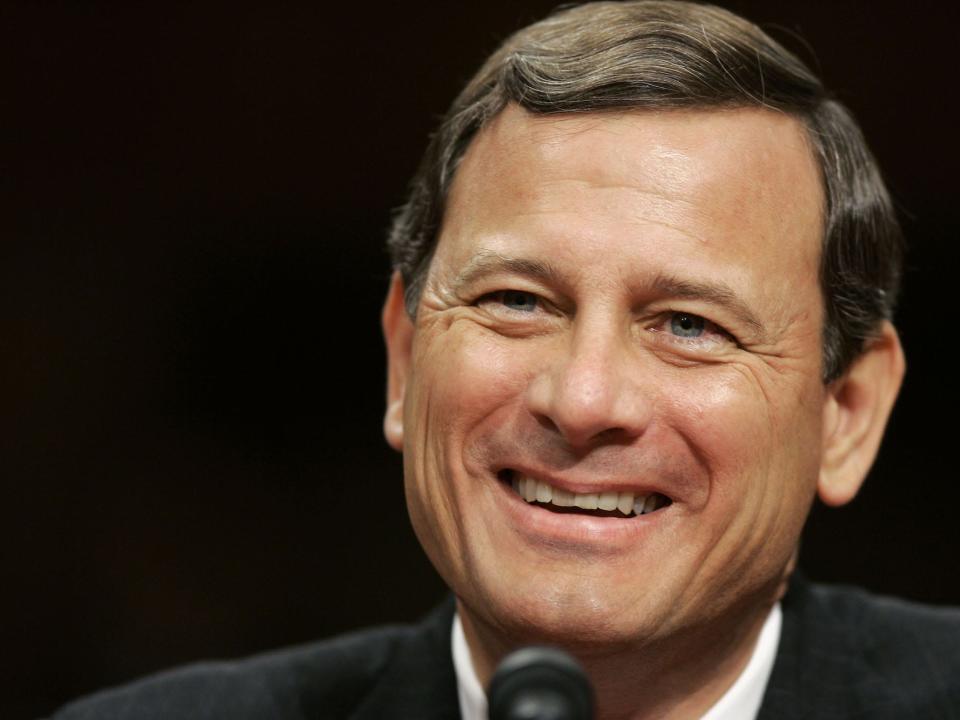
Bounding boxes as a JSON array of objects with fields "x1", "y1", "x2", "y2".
[{"x1": 459, "y1": 599, "x2": 774, "y2": 720}]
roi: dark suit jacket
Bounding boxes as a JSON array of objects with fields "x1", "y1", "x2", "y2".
[{"x1": 51, "y1": 576, "x2": 960, "y2": 719}]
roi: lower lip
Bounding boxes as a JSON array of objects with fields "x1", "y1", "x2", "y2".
[{"x1": 492, "y1": 476, "x2": 669, "y2": 549}]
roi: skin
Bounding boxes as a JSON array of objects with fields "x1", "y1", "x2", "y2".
[{"x1": 382, "y1": 104, "x2": 904, "y2": 719}]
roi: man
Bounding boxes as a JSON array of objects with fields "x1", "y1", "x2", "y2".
[{"x1": 53, "y1": 1, "x2": 960, "y2": 718}]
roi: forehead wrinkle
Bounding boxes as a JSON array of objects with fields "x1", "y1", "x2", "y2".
[{"x1": 508, "y1": 176, "x2": 710, "y2": 246}]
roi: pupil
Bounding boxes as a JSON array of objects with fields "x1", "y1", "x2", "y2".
[
  {"x1": 671, "y1": 313, "x2": 704, "y2": 337},
  {"x1": 505, "y1": 291, "x2": 533, "y2": 310}
]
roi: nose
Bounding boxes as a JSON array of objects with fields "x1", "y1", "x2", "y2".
[{"x1": 525, "y1": 322, "x2": 652, "y2": 450}]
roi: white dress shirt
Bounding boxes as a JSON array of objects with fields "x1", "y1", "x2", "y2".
[{"x1": 452, "y1": 604, "x2": 782, "y2": 720}]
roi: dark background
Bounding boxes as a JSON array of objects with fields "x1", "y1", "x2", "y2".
[{"x1": 3, "y1": 1, "x2": 958, "y2": 717}]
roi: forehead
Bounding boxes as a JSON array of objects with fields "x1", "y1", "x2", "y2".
[
  {"x1": 434, "y1": 104, "x2": 825, "y2": 325},
  {"x1": 448, "y1": 104, "x2": 823, "y2": 240}
]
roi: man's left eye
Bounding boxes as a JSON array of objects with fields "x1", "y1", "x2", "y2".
[{"x1": 670, "y1": 313, "x2": 706, "y2": 338}]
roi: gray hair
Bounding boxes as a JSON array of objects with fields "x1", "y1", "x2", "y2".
[{"x1": 387, "y1": 0, "x2": 903, "y2": 382}]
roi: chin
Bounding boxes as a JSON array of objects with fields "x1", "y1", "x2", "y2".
[{"x1": 460, "y1": 572, "x2": 671, "y2": 652}]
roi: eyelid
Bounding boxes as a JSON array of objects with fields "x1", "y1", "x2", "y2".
[
  {"x1": 475, "y1": 289, "x2": 550, "y2": 314},
  {"x1": 649, "y1": 311, "x2": 738, "y2": 347}
]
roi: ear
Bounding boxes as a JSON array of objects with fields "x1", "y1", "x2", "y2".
[
  {"x1": 382, "y1": 271, "x2": 415, "y2": 451},
  {"x1": 818, "y1": 321, "x2": 905, "y2": 506}
]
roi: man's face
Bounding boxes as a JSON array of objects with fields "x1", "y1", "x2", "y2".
[{"x1": 386, "y1": 105, "x2": 829, "y2": 648}]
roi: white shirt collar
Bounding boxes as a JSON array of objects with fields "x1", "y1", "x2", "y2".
[
  {"x1": 699, "y1": 603, "x2": 782, "y2": 720},
  {"x1": 452, "y1": 612, "x2": 489, "y2": 720},
  {"x1": 452, "y1": 603, "x2": 782, "y2": 720}
]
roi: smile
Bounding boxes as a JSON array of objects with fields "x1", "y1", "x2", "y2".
[{"x1": 500, "y1": 470, "x2": 672, "y2": 518}]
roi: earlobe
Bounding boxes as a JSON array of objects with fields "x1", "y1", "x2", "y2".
[
  {"x1": 818, "y1": 321, "x2": 905, "y2": 506},
  {"x1": 382, "y1": 271, "x2": 415, "y2": 452}
]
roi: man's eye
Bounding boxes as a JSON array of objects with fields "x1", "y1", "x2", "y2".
[
  {"x1": 484, "y1": 290, "x2": 540, "y2": 313},
  {"x1": 659, "y1": 312, "x2": 735, "y2": 347},
  {"x1": 670, "y1": 312, "x2": 706, "y2": 338}
]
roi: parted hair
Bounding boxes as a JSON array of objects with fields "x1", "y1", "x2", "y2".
[{"x1": 386, "y1": 0, "x2": 903, "y2": 381}]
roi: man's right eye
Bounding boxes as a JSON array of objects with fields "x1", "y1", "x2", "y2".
[{"x1": 479, "y1": 290, "x2": 540, "y2": 313}]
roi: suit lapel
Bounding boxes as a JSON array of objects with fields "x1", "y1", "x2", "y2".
[
  {"x1": 350, "y1": 597, "x2": 462, "y2": 720},
  {"x1": 755, "y1": 577, "x2": 805, "y2": 720}
]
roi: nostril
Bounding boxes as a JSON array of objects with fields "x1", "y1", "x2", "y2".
[{"x1": 533, "y1": 413, "x2": 560, "y2": 435}]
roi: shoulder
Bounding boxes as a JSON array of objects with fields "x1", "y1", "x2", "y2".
[
  {"x1": 49, "y1": 600, "x2": 457, "y2": 720},
  {"x1": 795, "y1": 580, "x2": 960, "y2": 666},
  {"x1": 766, "y1": 577, "x2": 960, "y2": 718}
]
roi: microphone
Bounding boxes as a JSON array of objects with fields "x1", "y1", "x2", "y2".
[{"x1": 487, "y1": 646, "x2": 594, "y2": 720}]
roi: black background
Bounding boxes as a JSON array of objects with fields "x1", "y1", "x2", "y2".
[{"x1": 3, "y1": 2, "x2": 958, "y2": 717}]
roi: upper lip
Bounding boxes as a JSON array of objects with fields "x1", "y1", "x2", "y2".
[{"x1": 499, "y1": 464, "x2": 674, "y2": 501}]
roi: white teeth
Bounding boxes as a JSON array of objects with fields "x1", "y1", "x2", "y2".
[
  {"x1": 598, "y1": 492, "x2": 618, "y2": 511},
  {"x1": 536, "y1": 481, "x2": 552, "y2": 503},
  {"x1": 576, "y1": 493, "x2": 599, "y2": 510},
  {"x1": 510, "y1": 473, "x2": 665, "y2": 517},
  {"x1": 523, "y1": 477, "x2": 538, "y2": 502},
  {"x1": 632, "y1": 493, "x2": 661, "y2": 515}
]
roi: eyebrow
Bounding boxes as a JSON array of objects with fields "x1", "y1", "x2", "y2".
[
  {"x1": 451, "y1": 251, "x2": 566, "y2": 291},
  {"x1": 451, "y1": 251, "x2": 766, "y2": 339}
]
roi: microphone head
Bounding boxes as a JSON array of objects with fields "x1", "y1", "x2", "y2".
[{"x1": 487, "y1": 646, "x2": 594, "y2": 720}]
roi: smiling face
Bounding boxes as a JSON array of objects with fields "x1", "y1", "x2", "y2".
[{"x1": 385, "y1": 104, "x2": 832, "y2": 654}]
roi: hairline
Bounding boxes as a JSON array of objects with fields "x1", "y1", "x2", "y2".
[{"x1": 391, "y1": 1, "x2": 901, "y2": 384}]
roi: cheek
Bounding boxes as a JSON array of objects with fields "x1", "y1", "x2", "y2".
[
  {"x1": 663, "y1": 369, "x2": 822, "y2": 603},
  {"x1": 411, "y1": 325, "x2": 532, "y2": 433},
  {"x1": 664, "y1": 373, "x2": 758, "y2": 464},
  {"x1": 666, "y1": 368, "x2": 823, "y2": 503},
  {"x1": 402, "y1": 328, "x2": 531, "y2": 512}
]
